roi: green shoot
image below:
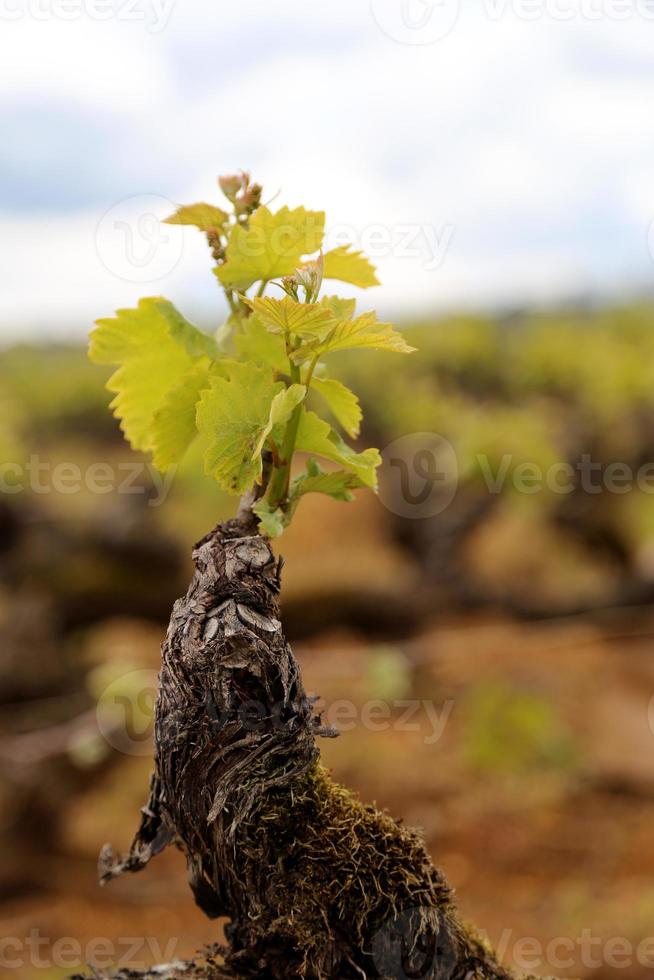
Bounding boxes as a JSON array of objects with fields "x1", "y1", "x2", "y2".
[{"x1": 89, "y1": 172, "x2": 416, "y2": 537}]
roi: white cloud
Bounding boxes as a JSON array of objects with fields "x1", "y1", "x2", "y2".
[
  {"x1": 0, "y1": 18, "x2": 170, "y2": 111},
  {"x1": 2, "y1": 3, "x2": 654, "y2": 338}
]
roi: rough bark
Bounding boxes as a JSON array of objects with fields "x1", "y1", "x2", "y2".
[{"x1": 98, "y1": 513, "x2": 553, "y2": 980}]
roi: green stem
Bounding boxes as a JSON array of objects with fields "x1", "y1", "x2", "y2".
[
  {"x1": 263, "y1": 297, "x2": 321, "y2": 512},
  {"x1": 266, "y1": 361, "x2": 303, "y2": 510},
  {"x1": 303, "y1": 354, "x2": 320, "y2": 390},
  {"x1": 226, "y1": 290, "x2": 241, "y2": 320}
]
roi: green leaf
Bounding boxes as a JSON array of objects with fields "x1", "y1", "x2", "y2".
[
  {"x1": 150, "y1": 359, "x2": 214, "y2": 471},
  {"x1": 196, "y1": 362, "x2": 283, "y2": 494},
  {"x1": 292, "y1": 463, "x2": 365, "y2": 502},
  {"x1": 252, "y1": 383, "x2": 306, "y2": 459},
  {"x1": 320, "y1": 295, "x2": 356, "y2": 319},
  {"x1": 292, "y1": 311, "x2": 416, "y2": 363},
  {"x1": 163, "y1": 203, "x2": 229, "y2": 232},
  {"x1": 295, "y1": 409, "x2": 380, "y2": 488},
  {"x1": 311, "y1": 376, "x2": 362, "y2": 438},
  {"x1": 253, "y1": 498, "x2": 287, "y2": 538},
  {"x1": 247, "y1": 296, "x2": 334, "y2": 337},
  {"x1": 89, "y1": 298, "x2": 218, "y2": 453},
  {"x1": 235, "y1": 315, "x2": 288, "y2": 373},
  {"x1": 323, "y1": 245, "x2": 379, "y2": 288},
  {"x1": 216, "y1": 206, "x2": 325, "y2": 290}
]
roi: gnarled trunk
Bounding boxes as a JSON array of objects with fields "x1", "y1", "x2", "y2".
[{"x1": 99, "y1": 514, "x2": 549, "y2": 980}]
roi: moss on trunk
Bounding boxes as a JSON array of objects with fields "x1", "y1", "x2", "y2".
[{"x1": 98, "y1": 514, "x2": 557, "y2": 980}]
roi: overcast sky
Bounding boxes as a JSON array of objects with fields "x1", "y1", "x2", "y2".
[{"x1": 2, "y1": 1, "x2": 654, "y2": 339}]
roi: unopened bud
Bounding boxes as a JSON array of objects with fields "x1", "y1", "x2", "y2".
[
  {"x1": 235, "y1": 182, "x2": 263, "y2": 217},
  {"x1": 219, "y1": 173, "x2": 244, "y2": 202},
  {"x1": 280, "y1": 275, "x2": 299, "y2": 300},
  {"x1": 294, "y1": 252, "x2": 324, "y2": 302},
  {"x1": 206, "y1": 229, "x2": 225, "y2": 262}
]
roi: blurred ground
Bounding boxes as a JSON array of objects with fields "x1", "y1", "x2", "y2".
[{"x1": 2, "y1": 307, "x2": 654, "y2": 979}]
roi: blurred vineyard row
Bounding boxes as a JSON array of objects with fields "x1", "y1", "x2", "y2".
[
  {"x1": 3, "y1": 303, "x2": 654, "y2": 979},
  {"x1": 5, "y1": 303, "x2": 654, "y2": 602},
  {"x1": 344, "y1": 302, "x2": 654, "y2": 617},
  {"x1": 4, "y1": 301, "x2": 654, "y2": 700}
]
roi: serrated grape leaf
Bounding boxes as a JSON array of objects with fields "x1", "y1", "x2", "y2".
[
  {"x1": 89, "y1": 298, "x2": 218, "y2": 453},
  {"x1": 295, "y1": 409, "x2": 380, "y2": 488},
  {"x1": 216, "y1": 206, "x2": 325, "y2": 290},
  {"x1": 235, "y1": 315, "x2": 288, "y2": 373},
  {"x1": 164, "y1": 203, "x2": 229, "y2": 232},
  {"x1": 323, "y1": 245, "x2": 379, "y2": 288},
  {"x1": 196, "y1": 362, "x2": 283, "y2": 494},
  {"x1": 291, "y1": 311, "x2": 416, "y2": 363},
  {"x1": 252, "y1": 383, "x2": 306, "y2": 459},
  {"x1": 253, "y1": 498, "x2": 287, "y2": 538},
  {"x1": 292, "y1": 465, "x2": 364, "y2": 502},
  {"x1": 150, "y1": 359, "x2": 220, "y2": 471},
  {"x1": 310, "y1": 376, "x2": 362, "y2": 438},
  {"x1": 247, "y1": 296, "x2": 334, "y2": 337},
  {"x1": 320, "y1": 295, "x2": 356, "y2": 320}
]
